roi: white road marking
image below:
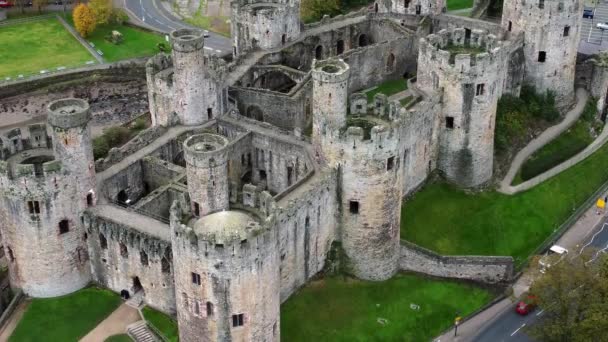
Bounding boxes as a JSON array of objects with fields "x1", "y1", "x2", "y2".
[
  {"x1": 580, "y1": 222, "x2": 608, "y2": 254},
  {"x1": 204, "y1": 46, "x2": 214, "y2": 50},
  {"x1": 536, "y1": 309, "x2": 544, "y2": 316},
  {"x1": 511, "y1": 323, "x2": 526, "y2": 336}
]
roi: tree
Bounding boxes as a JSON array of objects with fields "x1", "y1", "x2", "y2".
[
  {"x1": 301, "y1": 0, "x2": 341, "y2": 23},
  {"x1": 33, "y1": 0, "x2": 48, "y2": 13},
  {"x1": 89, "y1": 0, "x2": 112, "y2": 24},
  {"x1": 73, "y1": 4, "x2": 97, "y2": 38},
  {"x1": 528, "y1": 252, "x2": 608, "y2": 342}
]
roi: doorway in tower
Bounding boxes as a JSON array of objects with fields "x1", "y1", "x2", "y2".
[{"x1": 133, "y1": 276, "x2": 144, "y2": 294}]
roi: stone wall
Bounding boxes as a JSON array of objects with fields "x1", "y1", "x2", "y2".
[
  {"x1": 95, "y1": 126, "x2": 167, "y2": 172},
  {"x1": 399, "y1": 240, "x2": 514, "y2": 284}
]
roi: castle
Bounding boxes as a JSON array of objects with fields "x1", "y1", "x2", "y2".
[{"x1": 0, "y1": 0, "x2": 591, "y2": 340}]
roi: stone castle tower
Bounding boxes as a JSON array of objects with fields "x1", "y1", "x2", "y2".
[
  {"x1": 171, "y1": 29, "x2": 226, "y2": 126},
  {"x1": 0, "y1": 98, "x2": 96, "y2": 297},
  {"x1": 171, "y1": 132, "x2": 280, "y2": 341},
  {"x1": 417, "y1": 28, "x2": 508, "y2": 187},
  {"x1": 375, "y1": 0, "x2": 446, "y2": 16},
  {"x1": 312, "y1": 59, "x2": 403, "y2": 281},
  {"x1": 502, "y1": 0, "x2": 582, "y2": 105},
  {"x1": 230, "y1": 0, "x2": 301, "y2": 57}
]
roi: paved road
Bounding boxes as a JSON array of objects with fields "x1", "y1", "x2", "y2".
[
  {"x1": 121, "y1": 0, "x2": 231, "y2": 55},
  {"x1": 472, "y1": 218, "x2": 608, "y2": 342},
  {"x1": 579, "y1": 1, "x2": 608, "y2": 54}
]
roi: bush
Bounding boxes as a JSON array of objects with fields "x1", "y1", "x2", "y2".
[
  {"x1": 104, "y1": 30, "x2": 123, "y2": 45},
  {"x1": 103, "y1": 126, "x2": 131, "y2": 146},
  {"x1": 157, "y1": 42, "x2": 169, "y2": 53},
  {"x1": 109, "y1": 8, "x2": 129, "y2": 25},
  {"x1": 131, "y1": 117, "x2": 147, "y2": 131},
  {"x1": 93, "y1": 136, "x2": 110, "y2": 160}
]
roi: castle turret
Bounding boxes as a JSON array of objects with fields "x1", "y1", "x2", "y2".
[
  {"x1": 170, "y1": 201, "x2": 280, "y2": 342},
  {"x1": 230, "y1": 0, "x2": 301, "y2": 58},
  {"x1": 171, "y1": 29, "x2": 225, "y2": 125},
  {"x1": 183, "y1": 133, "x2": 230, "y2": 217},
  {"x1": 312, "y1": 59, "x2": 403, "y2": 281},
  {"x1": 417, "y1": 28, "x2": 508, "y2": 187},
  {"x1": 375, "y1": 0, "x2": 446, "y2": 16},
  {"x1": 0, "y1": 98, "x2": 95, "y2": 297},
  {"x1": 502, "y1": 0, "x2": 582, "y2": 106}
]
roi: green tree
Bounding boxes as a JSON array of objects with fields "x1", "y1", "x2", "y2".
[
  {"x1": 528, "y1": 252, "x2": 608, "y2": 342},
  {"x1": 73, "y1": 3, "x2": 97, "y2": 38},
  {"x1": 301, "y1": 0, "x2": 341, "y2": 23},
  {"x1": 89, "y1": 0, "x2": 112, "y2": 24}
]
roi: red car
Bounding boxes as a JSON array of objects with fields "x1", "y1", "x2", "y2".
[
  {"x1": 515, "y1": 294, "x2": 538, "y2": 315},
  {"x1": 0, "y1": 0, "x2": 13, "y2": 7}
]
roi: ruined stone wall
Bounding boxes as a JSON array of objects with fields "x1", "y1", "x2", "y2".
[
  {"x1": 141, "y1": 156, "x2": 185, "y2": 189},
  {"x1": 83, "y1": 212, "x2": 176, "y2": 313},
  {"x1": 502, "y1": 0, "x2": 582, "y2": 106},
  {"x1": 170, "y1": 202, "x2": 280, "y2": 342},
  {"x1": 375, "y1": 0, "x2": 447, "y2": 16},
  {"x1": 274, "y1": 170, "x2": 338, "y2": 301},
  {"x1": 95, "y1": 125, "x2": 167, "y2": 172},
  {"x1": 399, "y1": 240, "x2": 513, "y2": 284},
  {"x1": 432, "y1": 14, "x2": 504, "y2": 37},
  {"x1": 101, "y1": 160, "x2": 146, "y2": 203},
  {"x1": 417, "y1": 28, "x2": 508, "y2": 187},
  {"x1": 146, "y1": 54, "x2": 175, "y2": 127},
  {"x1": 231, "y1": 0, "x2": 300, "y2": 57}
]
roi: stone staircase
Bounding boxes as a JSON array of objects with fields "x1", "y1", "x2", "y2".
[
  {"x1": 126, "y1": 291, "x2": 144, "y2": 309},
  {"x1": 127, "y1": 321, "x2": 159, "y2": 342}
]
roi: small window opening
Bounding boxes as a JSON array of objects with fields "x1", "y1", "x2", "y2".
[
  {"x1": 446, "y1": 116, "x2": 455, "y2": 129},
  {"x1": 508, "y1": 21, "x2": 512, "y2": 32},
  {"x1": 193, "y1": 202, "x2": 200, "y2": 217},
  {"x1": 538, "y1": 51, "x2": 546, "y2": 62},
  {"x1": 27, "y1": 200, "x2": 40, "y2": 214},
  {"x1": 476, "y1": 83, "x2": 485, "y2": 96},
  {"x1": 207, "y1": 302, "x2": 214, "y2": 316},
  {"x1": 99, "y1": 233, "x2": 108, "y2": 249},
  {"x1": 415, "y1": 4, "x2": 421, "y2": 14},
  {"x1": 387, "y1": 156, "x2": 395, "y2": 170},
  {"x1": 59, "y1": 219, "x2": 69, "y2": 234},
  {"x1": 232, "y1": 314, "x2": 245, "y2": 327},
  {"x1": 539, "y1": 0, "x2": 544, "y2": 9},
  {"x1": 120, "y1": 243, "x2": 128, "y2": 258},
  {"x1": 563, "y1": 26, "x2": 570, "y2": 37},
  {"x1": 192, "y1": 272, "x2": 201, "y2": 285},
  {"x1": 207, "y1": 108, "x2": 213, "y2": 120},
  {"x1": 161, "y1": 257, "x2": 170, "y2": 273},
  {"x1": 349, "y1": 200, "x2": 359, "y2": 214},
  {"x1": 7, "y1": 247, "x2": 14, "y2": 262},
  {"x1": 140, "y1": 250, "x2": 149, "y2": 266}
]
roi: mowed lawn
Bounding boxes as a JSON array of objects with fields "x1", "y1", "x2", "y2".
[
  {"x1": 9, "y1": 287, "x2": 121, "y2": 342},
  {"x1": 142, "y1": 306, "x2": 179, "y2": 342},
  {"x1": 447, "y1": 0, "x2": 474, "y2": 10},
  {"x1": 281, "y1": 274, "x2": 493, "y2": 341},
  {"x1": 0, "y1": 18, "x2": 93, "y2": 78},
  {"x1": 402, "y1": 141, "x2": 608, "y2": 266},
  {"x1": 365, "y1": 78, "x2": 408, "y2": 102}
]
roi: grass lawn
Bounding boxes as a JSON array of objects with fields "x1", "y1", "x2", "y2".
[
  {"x1": 365, "y1": 79, "x2": 408, "y2": 102},
  {"x1": 447, "y1": 0, "x2": 474, "y2": 10},
  {"x1": 142, "y1": 306, "x2": 179, "y2": 342},
  {"x1": 0, "y1": 18, "x2": 93, "y2": 78},
  {"x1": 517, "y1": 99, "x2": 601, "y2": 183},
  {"x1": 64, "y1": 16, "x2": 167, "y2": 62},
  {"x1": 105, "y1": 334, "x2": 132, "y2": 342},
  {"x1": 281, "y1": 273, "x2": 493, "y2": 341},
  {"x1": 9, "y1": 287, "x2": 121, "y2": 342},
  {"x1": 402, "y1": 139, "x2": 608, "y2": 266},
  {"x1": 185, "y1": 15, "x2": 231, "y2": 37}
]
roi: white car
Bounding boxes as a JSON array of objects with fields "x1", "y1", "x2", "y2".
[
  {"x1": 597, "y1": 23, "x2": 608, "y2": 30},
  {"x1": 539, "y1": 245, "x2": 568, "y2": 273}
]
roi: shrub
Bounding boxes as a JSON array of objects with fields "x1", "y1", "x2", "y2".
[
  {"x1": 103, "y1": 126, "x2": 131, "y2": 146},
  {"x1": 104, "y1": 30, "x2": 123, "y2": 45},
  {"x1": 109, "y1": 8, "x2": 129, "y2": 25},
  {"x1": 131, "y1": 117, "x2": 147, "y2": 131},
  {"x1": 93, "y1": 136, "x2": 110, "y2": 160},
  {"x1": 157, "y1": 42, "x2": 170, "y2": 53},
  {"x1": 73, "y1": 4, "x2": 97, "y2": 38}
]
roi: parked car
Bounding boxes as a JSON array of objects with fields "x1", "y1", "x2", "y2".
[
  {"x1": 598, "y1": 22, "x2": 608, "y2": 30},
  {"x1": 0, "y1": 0, "x2": 13, "y2": 8},
  {"x1": 515, "y1": 293, "x2": 538, "y2": 315},
  {"x1": 584, "y1": 7, "x2": 595, "y2": 19},
  {"x1": 539, "y1": 245, "x2": 568, "y2": 274}
]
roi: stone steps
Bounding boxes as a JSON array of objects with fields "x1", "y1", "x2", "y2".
[{"x1": 127, "y1": 321, "x2": 159, "y2": 342}]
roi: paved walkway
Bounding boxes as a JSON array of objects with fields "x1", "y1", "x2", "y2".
[
  {"x1": 0, "y1": 300, "x2": 30, "y2": 341},
  {"x1": 499, "y1": 88, "x2": 588, "y2": 194},
  {"x1": 434, "y1": 186, "x2": 608, "y2": 342},
  {"x1": 80, "y1": 303, "x2": 141, "y2": 342}
]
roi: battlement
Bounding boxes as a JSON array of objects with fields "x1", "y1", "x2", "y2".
[
  {"x1": 0, "y1": 149, "x2": 62, "y2": 181},
  {"x1": 511, "y1": 0, "x2": 581, "y2": 13},
  {"x1": 232, "y1": 0, "x2": 291, "y2": 9},
  {"x1": 419, "y1": 28, "x2": 506, "y2": 74},
  {"x1": 47, "y1": 98, "x2": 91, "y2": 129},
  {"x1": 312, "y1": 58, "x2": 350, "y2": 84},
  {"x1": 170, "y1": 29, "x2": 205, "y2": 53},
  {"x1": 146, "y1": 53, "x2": 173, "y2": 76},
  {"x1": 183, "y1": 133, "x2": 230, "y2": 168}
]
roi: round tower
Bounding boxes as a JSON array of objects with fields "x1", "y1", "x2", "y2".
[
  {"x1": 171, "y1": 29, "x2": 224, "y2": 125},
  {"x1": 375, "y1": 0, "x2": 446, "y2": 16},
  {"x1": 418, "y1": 28, "x2": 508, "y2": 187},
  {"x1": 230, "y1": 0, "x2": 300, "y2": 58},
  {"x1": 170, "y1": 203, "x2": 280, "y2": 342},
  {"x1": 0, "y1": 98, "x2": 94, "y2": 297},
  {"x1": 502, "y1": 0, "x2": 582, "y2": 106},
  {"x1": 311, "y1": 58, "x2": 350, "y2": 166},
  {"x1": 183, "y1": 133, "x2": 230, "y2": 217},
  {"x1": 312, "y1": 58, "x2": 403, "y2": 281}
]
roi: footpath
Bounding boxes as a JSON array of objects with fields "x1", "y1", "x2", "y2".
[{"x1": 433, "y1": 187, "x2": 608, "y2": 342}]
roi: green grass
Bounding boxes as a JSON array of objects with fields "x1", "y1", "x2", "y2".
[
  {"x1": 402, "y1": 139, "x2": 608, "y2": 266},
  {"x1": 142, "y1": 306, "x2": 179, "y2": 342},
  {"x1": 365, "y1": 79, "x2": 408, "y2": 102},
  {"x1": 105, "y1": 334, "x2": 132, "y2": 342},
  {"x1": 64, "y1": 16, "x2": 167, "y2": 62},
  {"x1": 281, "y1": 274, "x2": 493, "y2": 341},
  {"x1": 0, "y1": 18, "x2": 93, "y2": 78},
  {"x1": 185, "y1": 15, "x2": 230, "y2": 37},
  {"x1": 517, "y1": 99, "x2": 600, "y2": 183},
  {"x1": 447, "y1": 0, "x2": 474, "y2": 10},
  {"x1": 9, "y1": 287, "x2": 121, "y2": 342}
]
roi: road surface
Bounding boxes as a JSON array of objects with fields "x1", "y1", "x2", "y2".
[
  {"x1": 472, "y1": 218, "x2": 608, "y2": 342},
  {"x1": 579, "y1": 1, "x2": 608, "y2": 54},
  {"x1": 122, "y1": 0, "x2": 232, "y2": 55}
]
